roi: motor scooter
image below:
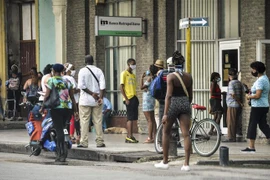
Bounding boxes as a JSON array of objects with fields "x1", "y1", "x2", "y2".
[{"x1": 22, "y1": 92, "x2": 72, "y2": 156}]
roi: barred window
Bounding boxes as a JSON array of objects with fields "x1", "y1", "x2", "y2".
[{"x1": 104, "y1": 0, "x2": 136, "y2": 111}]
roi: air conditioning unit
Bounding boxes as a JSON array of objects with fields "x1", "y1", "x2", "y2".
[{"x1": 96, "y1": 0, "x2": 105, "y2": 5}]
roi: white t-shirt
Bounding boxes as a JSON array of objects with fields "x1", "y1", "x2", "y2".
[
  {"x1": 63, "y1": 75, "x2": 79, "y2": 103},
  {"x1": 78, "y1": 65, "x2": 106, "y2": 106},
  {"x1": 39, "y1": 74, "x2": 51, "y2": 101}
]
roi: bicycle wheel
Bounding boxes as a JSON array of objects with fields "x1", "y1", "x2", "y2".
[
  {"x1": 191, "y1": 118, "x2": 221, "y2": 157},
  {"x1": 154, "y1": 123, "x2": 163, "y2": 154}
]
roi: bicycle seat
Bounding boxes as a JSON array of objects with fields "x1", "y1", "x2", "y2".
[{"x1": 192, "y1": 104, "x2": 206, "y2": 111}]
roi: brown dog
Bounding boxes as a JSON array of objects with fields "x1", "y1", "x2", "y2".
[{"x1": 104, "y1": 127, "x2": 128, "y2": 134}]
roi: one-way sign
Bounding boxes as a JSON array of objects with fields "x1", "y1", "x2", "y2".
[{"x1": 179, "y1": 17, "x2": 209, "y2": 29}]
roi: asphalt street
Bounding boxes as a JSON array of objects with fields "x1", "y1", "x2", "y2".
[{"x1": 0, "y1": 152, "x2": 270, "y2": 180}]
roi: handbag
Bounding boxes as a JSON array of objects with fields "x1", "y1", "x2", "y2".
[
  {"x1": 43, "y1": 83, "x2": 60, "y2": 108},
  {"x1": 173, "y1": 72, "x2": 189, "y2": 97}
]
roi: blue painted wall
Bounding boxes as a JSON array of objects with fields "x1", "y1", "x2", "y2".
[{"x1": 39, "y1": 0, "x2": 55, "y2": 72}]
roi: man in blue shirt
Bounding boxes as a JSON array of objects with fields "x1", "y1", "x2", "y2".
[{"x1": 102, "y1": 96, "x2": 112, "y2": 131}]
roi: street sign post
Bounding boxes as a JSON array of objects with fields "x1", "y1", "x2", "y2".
[
  {"x1": 179, "y1": 17, "x2": 209, "y2": 29},
  {"x1": 179, "y1": 17, "x2": 209, "y2": 73}
]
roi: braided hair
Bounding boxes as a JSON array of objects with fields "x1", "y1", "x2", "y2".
[{"x1": 172, "y1": 51, "x2": 185, "y2": 65}]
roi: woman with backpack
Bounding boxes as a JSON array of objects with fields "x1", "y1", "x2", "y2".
[{"x1": 23, "y1": 67, "x2": 41, "y2": 104}]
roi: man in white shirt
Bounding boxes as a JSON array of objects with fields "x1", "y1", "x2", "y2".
[{"x1": 77, "y1": 55, "x2": 106, "y2": 148}]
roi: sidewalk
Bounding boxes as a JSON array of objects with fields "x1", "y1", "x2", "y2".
[{"x1": 0, "y1": 121, "x2": 270, "y2": 165}]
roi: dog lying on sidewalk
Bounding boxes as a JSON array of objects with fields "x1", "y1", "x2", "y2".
[{"x1": 104, "y1": 127, "x2": 127, "y2": 134}]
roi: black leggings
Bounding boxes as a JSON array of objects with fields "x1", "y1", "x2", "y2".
[
  {"x1": 247, "y1": 107, "x2": 270, "y2": 140},
  {"x1": 51, "y1": 108, "x2": 72, "y2": 159}
]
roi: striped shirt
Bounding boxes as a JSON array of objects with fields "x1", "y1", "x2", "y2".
[{"x1": 226, "y1": 80, "x2": 243, "y2": 107}]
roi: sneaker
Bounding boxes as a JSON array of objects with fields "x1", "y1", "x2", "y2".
[
  {"x1": 77, "y1": 144, "x2": 88, "y2": 148},
  {"x1": 131, "y1": 136, "x2": 139, "y2": 143},
  {"x1": 125, "y1": 136, "x2": 139, "y2": 143},
  {"x1": 181, "y1": 165, "x2": 190, "y2": 171},
  {"x1": 96, "y1": 143, "x2": 106, "y2": 148},
  {"x1": 154, "y1": 161, "x2": 169, "y2": 169},
  {"x1": 241, "y1": 147, "x2": 256, "y2": 153}
]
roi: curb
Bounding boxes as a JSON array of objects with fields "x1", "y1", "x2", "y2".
[
  {"x1": 0, "y1": 121, "x2": 26, "y2": 130},
  {"x1": 197, "y1": 160, "x2": 270, "y2": 166},
  {"x1": 0, "y1": 142, "x2": 163, "y2": 163}
]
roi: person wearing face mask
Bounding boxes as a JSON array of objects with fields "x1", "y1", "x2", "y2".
[
  {"x1": 120, "y1": 58, "x2": 139, "y2": 143},
  {"x1": 63, "y1": 63, "x2": 81, "y2": 144},
  {"x1": 241, "y1": 61, "x2": 270, "y2": 153},
  {"x1": 223, "y1": 68, "x2": 243, "y2": 142},
  {"x1": 140, "y1": 64, "x2": 158, "y2": 143},
  {"x1": 155, "y1": 52, "x2": 192, "y2": 171},
  {"x1": 209, "y1": 72, "x2": 223, "y2": 135}
]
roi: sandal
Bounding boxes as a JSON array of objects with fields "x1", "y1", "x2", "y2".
[
  {"x1": 144, "y1": 137, "x2": 154, "y2": 143},
  {"x1": 70, "y1": 137, "x2": 76, "y2": 144}
]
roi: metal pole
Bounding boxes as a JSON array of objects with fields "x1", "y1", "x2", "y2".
[
  {"x1": 186, "y1": 18, "x2": 191, "y2": 73},
  {"x1": 219, "y1": 146, "x2": 229, "y2": 166}
]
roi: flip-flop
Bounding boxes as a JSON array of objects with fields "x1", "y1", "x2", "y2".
[{"x1": 144, "y1": 138, "x2": 154, "y2": 143}]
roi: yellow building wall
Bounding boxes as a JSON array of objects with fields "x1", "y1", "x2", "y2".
[{"x1": 0, "y1": 0, "x2": 7, "y2": 99}]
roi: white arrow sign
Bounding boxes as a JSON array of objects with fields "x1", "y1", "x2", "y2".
[{"x1": 179, "y1": 17, "x2": 209, "y2": 29}]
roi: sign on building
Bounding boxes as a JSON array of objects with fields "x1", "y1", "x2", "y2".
[{"x1": 95, "y1": 16, "x2": 142, "y2": 37}]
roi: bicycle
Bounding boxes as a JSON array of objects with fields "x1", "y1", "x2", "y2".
[{"x1": 154, "y1": 103, "x2": 221, "y2": 157}]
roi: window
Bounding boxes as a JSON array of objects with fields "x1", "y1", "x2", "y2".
[
  {"x1": 21, "y1": 3, "x2": 35, "y2": 40},
  {"x1": 218, "y1": 0, "x2": 239, "y2": 39},
  {"x1": 105, "y1": 0, "x2": 136, "y2": 111},
  {"x1": 221, "y1": 49, "x2": 238, "y2": 86}
]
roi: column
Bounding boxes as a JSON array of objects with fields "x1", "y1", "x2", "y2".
[
  {"x1": 52, "y1": 0, "x2": 67, "y2": 64},
  {"x1": 0, "y1": 0, "x2": 7, "y2": 98}
]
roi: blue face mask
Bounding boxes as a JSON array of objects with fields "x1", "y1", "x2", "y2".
[
  {"x1": 216, "y1": 77, "x2": 221, "y2": 82},
  {"x1": 146, "y1": 70, "x2": 150, "y2": 76}
]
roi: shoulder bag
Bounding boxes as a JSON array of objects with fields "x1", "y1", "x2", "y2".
[
  {"x1": 43, "y1": 83, "x2": 60, "y2": 108},
  {"x1": 86, "y1": 66, "x2": 99, "y2": 85},
  {"x1": 173, "y1": 72, "x2": 189, "y2": 97}
]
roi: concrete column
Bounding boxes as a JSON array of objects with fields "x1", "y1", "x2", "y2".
[{"x1": 52, "y1": 0, "x2": 67, "y2": 64}]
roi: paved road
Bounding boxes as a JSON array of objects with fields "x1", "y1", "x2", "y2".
[{"x1": 0, "y1": 152, "x2": 270, "y2": 180}]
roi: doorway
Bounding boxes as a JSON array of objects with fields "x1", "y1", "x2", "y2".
[{"x1": 219, "y1": 40, "x2": 240, "y2": 134}]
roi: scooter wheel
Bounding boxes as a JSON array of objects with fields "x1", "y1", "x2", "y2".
[{"x1": 31, "y1": 147, "x2": 41, "y2": 156}]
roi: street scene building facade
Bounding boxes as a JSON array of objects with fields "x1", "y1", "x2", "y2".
[{"x1": 1, "y1": 0, "x2": 270, "y2": 138}]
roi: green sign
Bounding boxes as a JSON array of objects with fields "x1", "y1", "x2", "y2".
[{"x1": 95, "y1": 16, "x2": 142, "y2": 37}]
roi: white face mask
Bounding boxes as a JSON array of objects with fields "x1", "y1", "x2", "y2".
[
  {"x1": 130, "y1": 65, "x2": 136, "y2": 70},
  {"x1": 70, "y1": 70, "x2": 76, "y2": 77}
]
